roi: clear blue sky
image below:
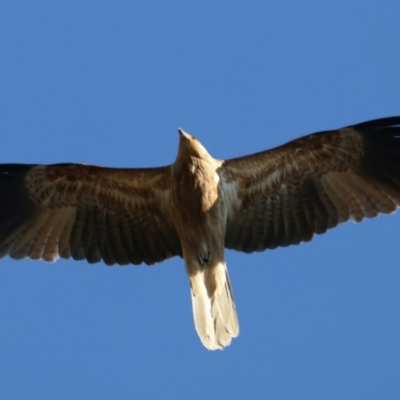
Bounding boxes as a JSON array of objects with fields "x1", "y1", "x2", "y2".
[{"x1": 1, "y1": 2, "x2": 400, "y2": 399}]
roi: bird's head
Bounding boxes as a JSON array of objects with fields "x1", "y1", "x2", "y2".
[{"x1": 176, "y1": 128, "x2": 212, "y2": 161}]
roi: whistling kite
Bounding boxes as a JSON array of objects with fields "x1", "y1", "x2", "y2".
[{"x1": 1, "y1": 117, "x2": 400, "y2": 350}]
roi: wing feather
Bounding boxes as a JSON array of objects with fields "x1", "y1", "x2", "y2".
[
  {"x1": 119, "y1": 217, "x2": 142, "y2": 265},
  {"x1": 58, "y1": 207, "x2": 77, "y2": 258},
  {"x1": 0, "y1": 163, "x2": 182, "y2": 265},
  {"x1": 310, "y1": 177, "x2": 338, "y2": 230},
  {"x1": 324, "y1": 173, "x2": 363, "y2": 222},
  {"x1": 11, "y1": 210, "x2": 51, "y2": 258},
  {"x1": 221, "y1": 117, "x2": 400, "y2": 253},
  {"x1": 105, "y1": 211, "x2": 130, "y2": 265},
  {"x1": 272, "y1": 194, "x2": 284, "y2": 247}
]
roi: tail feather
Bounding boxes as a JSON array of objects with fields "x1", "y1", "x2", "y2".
[{"x1": 189, "y1": 262, "x2": 239, "y2": 350}]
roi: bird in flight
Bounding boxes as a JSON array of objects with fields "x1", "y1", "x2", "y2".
[{"x1": 1, "y1": 116, "x2": 400, "y2": 350}]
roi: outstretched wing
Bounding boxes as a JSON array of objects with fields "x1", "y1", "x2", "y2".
[
  {"x1": 220, "y1": 117, "x2": 400, "y2": 253},
  {"x1": 0, "y1": 164, "x2": 181, "y2": 265}
]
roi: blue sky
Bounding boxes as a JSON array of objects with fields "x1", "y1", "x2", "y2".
[{"x1": 1, "y1": 2, "x2": 400, "y2": 399}]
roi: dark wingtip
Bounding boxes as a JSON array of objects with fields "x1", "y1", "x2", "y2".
[
  {"x1": 0, "y1": 164, "x2": 38, "y2": 254},
  {"x1": 358, "y1": 118, "x2": 400, "y2": 175},
  {"x1": 349, "y1": 116, "x2": 400, "y2": 130}
]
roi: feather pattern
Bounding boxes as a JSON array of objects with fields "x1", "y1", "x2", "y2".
[
  {"x1": 221, "y1": 117, "x2": 400, "y2": 252},
  {"x1": 0, "y1": 164, "x2": 182, "y2": 265}
]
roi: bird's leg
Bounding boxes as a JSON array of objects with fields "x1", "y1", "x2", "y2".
[{"x1": 196, "y1": 250, "x2": 211, "y2": 266}]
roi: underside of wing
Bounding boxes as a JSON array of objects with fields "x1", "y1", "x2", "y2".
[
  {"x1": 0, "y1": 163, "x2": 182, "y2": 265},
  {"x1": 220, "y1": 117, "x2": 400, "y2": 253}
]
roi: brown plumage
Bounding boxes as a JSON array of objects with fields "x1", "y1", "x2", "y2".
[{"x1": 1, "y1": 116, "x2": 400, "y2": 350}]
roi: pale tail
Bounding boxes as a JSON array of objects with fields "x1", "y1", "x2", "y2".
[{"x1": 189, "y1": 262, "x2": 239, "y2": 350}]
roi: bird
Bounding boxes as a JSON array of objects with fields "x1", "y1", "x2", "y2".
[{"x1": 1, "y1": 116, "x2": 400, "y2": 350}]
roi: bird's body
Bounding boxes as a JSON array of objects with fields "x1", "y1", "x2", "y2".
[
  {"x1": 172, "y1": 130, "x2": 238, "y2": 349},
  {"x1": 1, "y1": 117, "x2": 400, "y2": 350}
]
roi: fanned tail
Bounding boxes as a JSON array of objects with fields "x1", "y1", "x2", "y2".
[{"x1": 189, "y1": 261, "x2": 239, "y2": 350}]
